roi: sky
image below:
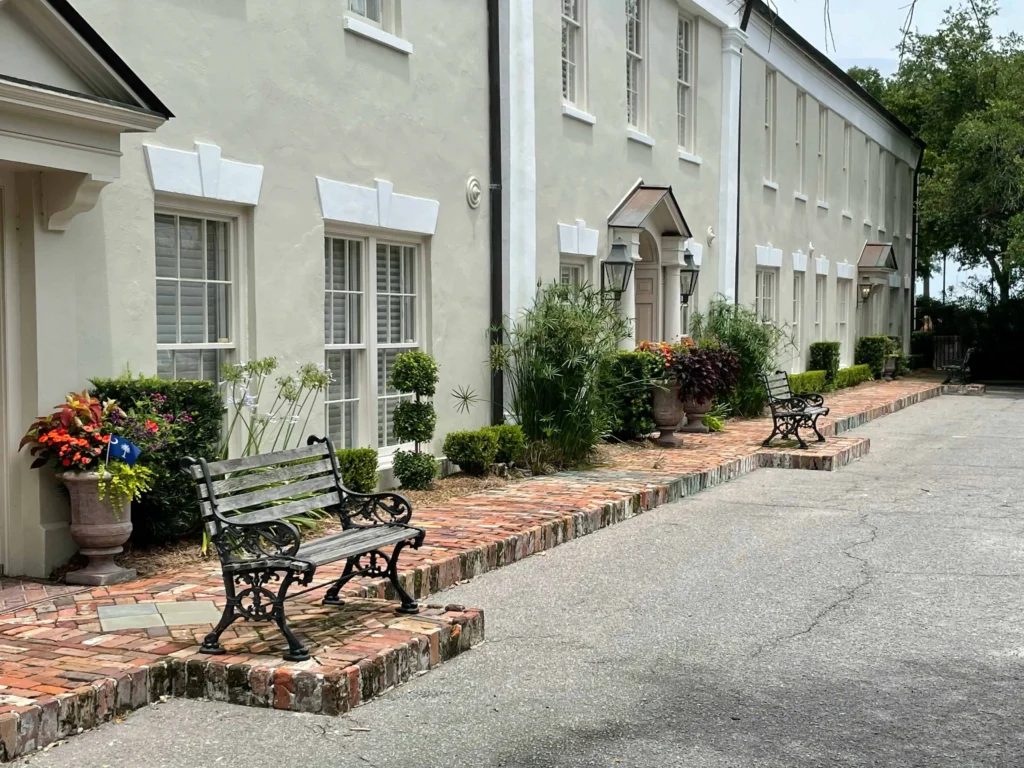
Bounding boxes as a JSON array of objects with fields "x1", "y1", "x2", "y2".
[{"x1": 779, "y1": 0, "x2": 1022, "y2": 295}]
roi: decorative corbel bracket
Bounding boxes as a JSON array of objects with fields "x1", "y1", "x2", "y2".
[{"x1": 41, "y1": 171, "x2": 113, "y2": 231}]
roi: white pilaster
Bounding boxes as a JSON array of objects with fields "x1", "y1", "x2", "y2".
[
  {"x1": 717, "y1": 27, "x2": 747, "y2": 304},
  {"x1": 662, "y1": 237, "x2": 687, "y2": 342},
  {"x1": 613, "y1": 230, "x2": 642, "y2": 350}
]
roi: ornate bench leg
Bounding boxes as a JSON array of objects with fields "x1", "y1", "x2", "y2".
[
  {"x1": 810, "y1": 415, "x2": 826, "y2": 443},
  {"x1": 323, "y1": 558, "x2": 358, "y2": 607},
  {"x1": 762, "y1": 418, "x2": 782, "y2": 447},
  {"x1": 387, "y1": 541, "x2": 419, "y2": 615},
  {"x1": 274, "y1": 572, "x2": 309, "y2": 662},
  {"x1": 201, "y1": 574, "x2": 240, "y2": 655}
]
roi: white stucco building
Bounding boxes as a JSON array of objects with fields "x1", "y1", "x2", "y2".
[{"x1": 0, "y1": 0, "x2": 922, "y2": 577}]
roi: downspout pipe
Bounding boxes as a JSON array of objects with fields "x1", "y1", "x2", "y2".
[
  {"x1": 487, "y1": 0, "x2": 504, "y2": 425},
  {"x1": 911, "y1": 157, "x2": 921, "y2": 332}
]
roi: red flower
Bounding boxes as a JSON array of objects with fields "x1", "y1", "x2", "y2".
[
  {"x1": 62, "y1": 459, "x2": 71, "y2": 467},
  {"x1": 145, "y1": 420, "x2": 158, "y2": 434}
]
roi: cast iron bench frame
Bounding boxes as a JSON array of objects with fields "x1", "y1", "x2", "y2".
[
  {"x1": 940, "y1": 346, "x2": 975, "y2": 385},
  {"x1": 181, "y1": 436, "x2": 424, "y2": 662},
  {"x1": 761, "y1": 371, "x2": 830, "y2": 450}
]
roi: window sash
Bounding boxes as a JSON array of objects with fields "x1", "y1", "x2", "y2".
[
  {"x1": 677, "y1": 16, "x2": 692, "y2": 149},
  {"x1": 626, "y1": 0, "x2": 643, "y2": 127},
  {"x1": 817, "y1": 107, "x2": 828, "y2": 201},
  {"x1": 815, "y1": 277, "x2": 826, "y2": 339},
  {"x1": 795, "y1": 92, "x2": 805, "y2": 193},
  {"x1": 792, "y1": 273, "x2": 803, "y2": 337},
  {"x1": 562, "y1": 1, "x2": 581, "y2": 104},
  {"x1": 755, "y1": 269, "x2": 776, "y2": 324},
  {"x1": 560, "y1": 262, "x2": 586, "y2": 287},
  {"x1": 348, "y1": 0, "x2": 382, "y2": 24},
  {"x1": 864, "y1": 138, "x2": 873, "y2": 220},
  {"x1": 843, "y1": 123, "x2": 852, "y2": 210},
  {"x1": 878, "y1": 148, "x2": 887, "y2": 227},
  {"x1": 764, "y1": 71, "x2": 776, "y2": 181}
]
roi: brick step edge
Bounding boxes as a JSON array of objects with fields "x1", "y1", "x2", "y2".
[
  {"x1": 0, "y1": 608, "x2": 484, "y2": 761},
  {"x1": 757, "y1": 437, "x2": 871, "y2": 472},
  {"x1": 828, "y1": 385, "x2": 942, "y2": 438}
]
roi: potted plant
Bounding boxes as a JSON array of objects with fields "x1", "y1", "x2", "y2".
[
  {"x1": 676, "y1": 341, "x2": 741, "y2": 434},
  {"x1": 20, "y1": 392, "x2": 164, "y2": 585},
  {"x1": 638, "y1": 340, "x2": 693, "y2": 447}
]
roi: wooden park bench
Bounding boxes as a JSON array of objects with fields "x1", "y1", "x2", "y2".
[
  {"x1": 940, "y1": 346, "x2": 975, "y2": 385},
  {"x1": 761, "y1": 371, "x2": 830, "y2": 450},
  {"x1": 181, "y1": 436, "x2": 424, "y2": 661}
]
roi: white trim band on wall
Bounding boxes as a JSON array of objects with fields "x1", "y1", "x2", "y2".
[
  {"x1": 558, "y1": 219, "x2": 600, "y2": 256},
  {"x1": 889, "y1": 273, "x2": 903, "y2": 288},
  {"x1": 144, "y1": 142, "x2": 264, "y2": 205},
  {"x1": 756, "y1": 245, "x2": 783, "y2": 268},
  {"x1": 836, "y1": 262, "x2": 856, "y2": 280},
  {"x1": 792, "y1": 251, "x2": 808, "y2": 272},
  {"x1": 316, "y1": 177, "x2": 439, "y2": 235},
  {"x1": 815, "y1": 257, "x2": 830, "y2": 275}
]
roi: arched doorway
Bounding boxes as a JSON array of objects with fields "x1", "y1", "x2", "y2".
[{"x1": 634, "y1": 230, "x2": 661, "y2": 343}]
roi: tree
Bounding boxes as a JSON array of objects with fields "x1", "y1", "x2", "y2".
[{"x1": 847, "y1": 1, "x2": 1024, "y2": 303}]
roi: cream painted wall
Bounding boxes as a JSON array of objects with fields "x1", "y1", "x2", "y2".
[
  {"x1": 533, "y1": 0, "x2": 723, "y2": 322},
  {"x1": 0, "y1": 4, "x2": 93, "y2": 93}
]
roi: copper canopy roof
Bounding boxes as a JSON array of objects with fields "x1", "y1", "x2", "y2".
[
  {"x1": 607, "y1": 185, "x2": 692, "y2": 238},
  {"x1": 858, "y1": 243, "x2": 898, "y2": 270}
]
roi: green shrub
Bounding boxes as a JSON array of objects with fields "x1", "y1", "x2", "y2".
[
  {"x1": 602, "y1": 350, "x2": 661, "y2": 440},
  {"x1": 492, "y1": 283, "x2": 629, "y2": 470},
  {"x1": 835, "y1": 365, "x2": 873, "y2": 389},
  {"x1": 809, "y1": 342, "x2": 841, "y2": 388},
  {"x1": 789, "y1": 370, "x2": 827, "y2": 395},
  {"x1": 855, "y1": 335, "x2": 891, "y2": 379},
  {"x1": 392, "y1": 450, "x2": 437, "y2": 491},
  {"x1": 392, "y1": 401, "x2": 437, "y2": 445},
  {"x1": 443, "y1": 429, "x2": 499, "y2": 476},
  {"x1": 689, "y1": 299, "x2": 792, "y2": 418},
  {"x1": 703, "y1": 415, "x2": 724, "y2": 432},
  {"x1": 910, "y1": 331, "x2": 935, "y2": 368},
  {"x1": 483, "y1": 424, "x2": 527, "y2": 465},
  {"x1": 391, "y1": 351, "x2": 439, "y2": 398},
  {"x1": 90, "y1": 375, "x2": 224, "y2": 544},
  {"x1": 336, "y1": 448, "x2": 378, "y2": 493}
]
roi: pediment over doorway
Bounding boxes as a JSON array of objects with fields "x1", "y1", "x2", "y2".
[
  {"x1": 858, "y1": 242, "x2": 898, "y2": 271},
  {"x1": 608, "y1": 182, "x2": 693, "y2": 239}
]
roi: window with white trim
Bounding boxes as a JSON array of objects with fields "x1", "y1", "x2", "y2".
[
  {"x1": 815, "y1": 275, "x2": 826, "y2": 340},
  {"x1": 347, "y1": 0, "x2": 401, "y2": 32},
  {"x1": 837, "y1": 279, "x2": 851, "y2": 362},
  {"x1": 764, "y1": 69, "x2": 777, "y2": 182},
  {"x1": 906, "y1": 166, "x2": 915, "y2": 238},
  {"x1": 324, "y1": 235, "x2": 422, "y2": 451},
  {"x1": 888, "y1": 287, "x2": 900, "y2": 337},
  {"x1": 755, "y1": 269, "x2": 777, "y2": 324},
  {"x1": 843, "y1": 122, "x2": 852, "y2": 212},
  {"x1": 817, "y1": 105, "x2": 829, "y2": 203},
  {"x1": 878, "y1": 147, "x2": 887, "y2": 229},
  {"x1": 626, "y1": 0, "x2": 645, "y2": 129},
  {"x1": 682, "y1": 281, "x2": 698, "y2": 337},
  {"x1": 894, "y1": 159, "x2": 902, "y2": 235},
  {"x1": 792, "y1": 272, "x2": 804, "y2": 370},
  {"x1": 559, "y1": 259, "x2": 587, "y2": 287},
  {"x1": 864, "y1": 137, "x2": 873, "y2": 222},
  {"x1": 156, "y1": 213, "x2": 235, "y2": 382},
  {"x1": 677, "y1": 14, "x2": 694, "y2": 150},
  {"x1": 562, "y1": 0, "x2": 586, "y2": 107},
  {"x1": 795, "y1": 91, "x2": 806, "y2": 194}
]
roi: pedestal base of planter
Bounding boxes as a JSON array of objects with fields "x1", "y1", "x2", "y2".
[
  {"x1": 655, "y1": 430, "x2": 682, "y2": 448},
  {"x1": 680, "y1": 421, "x2": 709, "y2": 434},
  {"x1": 66, "y1": 547, "x2": 136, "y2": 586}
]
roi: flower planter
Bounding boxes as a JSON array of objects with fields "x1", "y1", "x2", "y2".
[
  {"x1": 651, "y1": 382, "x2": 685, "y2": 447},
  {"x1": 62, "y1": 472, "x2": 136, "y2": 586},
  {"x1": 680, "y1": 396, "x2": 712, "y2": 434}
]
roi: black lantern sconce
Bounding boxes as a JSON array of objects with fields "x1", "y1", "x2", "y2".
[{"x1": 601, "y1": 238, "x2": 634, "y2": 300}]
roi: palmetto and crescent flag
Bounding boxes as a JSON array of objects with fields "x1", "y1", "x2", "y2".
[{"x1": 108, "y1": 436, "x2": 142, "y2": 467}]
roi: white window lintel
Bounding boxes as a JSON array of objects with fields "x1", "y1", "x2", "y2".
[
  {"x1": 317, "y1": 177, "x2": 439, "y2": 235},
  {"x1": 558, "y1": 219, "x2": 600, "y2": 257},
  {"x1": 144, "y1": 142, "x2": 264, "y2": 205},
  {"x1": 756, "y1": 244, "x2": 783, "y2": 268},
  {"x1": 792, "y1": 250, "x2": 808, "y2": 272},
  {"x1": 815, "y1": 256, "x2": 830, "y2": 275}
]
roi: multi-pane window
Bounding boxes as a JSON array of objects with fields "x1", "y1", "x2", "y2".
[
  {"x1": 155, "y1": 213, "x2": 232, "y2": 382},
  {"x1": 626, "y1": 0, "x2": 644, "y2": 128},
  {"x1": 792, "y1": 272, "x2": 804, "y2": 348},
  {"x1": 843, "y1": 122, "x2": 852, "y2": 212},
  {"x1": 562, "y1": 0, "x2": 582, "y2": 105},
  {"x1": 817, "y1": 106, "x2": 829, "y2": 203},
  {"x1": 348, "y1": 0, "x2": 380, "y2": 23},
  {"x1": 347, "y1": 0, "x2": 402, "y2": 34},
  {"x1": 560, "y1": 260, "x2": 586, "y2": 286},
  {"x1": 888, "y1": 287, "x2": 901, "y2": 336},
  {"x1": 795, "y1": 91, "x2": 806, "y2": 194},
  {"x1": 878, "y1": 147, "x2": 887, "y2": 228},
  {"x1": 324, "y1": 236, "x2": 420, "y2": 451},
  {"x1": 755, "y1": 269, "x2": 777, "y2": 324},
  {"x1": 677, "y1": 15, "x2": 693, "y2": 150},
  {"x1": 325, "y1": 238, "x2": 364, "y2": 448},
  {"x1": 894, "y1": 160, "x2": 902, "y2": 235},
  {"x1": 815, "y1": 275, "x2": 826, "y2": 340},
  {"x1": 864, "y1": 137, "x2": 873, "y2": 221},
  {"x1": 764, "y1": 70, "x2": 776, "y2": 182},
  {"x1": 837, "y1": 280, "x2": 851, "y2": 362}
]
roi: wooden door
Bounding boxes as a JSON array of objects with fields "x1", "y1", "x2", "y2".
[{"x1": 634, "y1": 266, "x2": 659, "y2": 343}]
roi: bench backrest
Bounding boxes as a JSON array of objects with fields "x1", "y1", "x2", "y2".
[
  {"x1": 762, "y1": 371, "x2": 792, "y2": 406},
  {"x1": 962, "y1": 347, "x2": 975, "y2": 367},
  {"x1": 183, "y1": 436, "x2": 344, "y2": 541}
]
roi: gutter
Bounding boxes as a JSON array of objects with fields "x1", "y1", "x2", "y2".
[{"x1": 487, "y1": 0, "x2": 504, "y2": 424}]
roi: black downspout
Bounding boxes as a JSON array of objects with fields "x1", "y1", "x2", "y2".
[{"x1": 487, "y1": 0, "x2": 504, "y2": 425}]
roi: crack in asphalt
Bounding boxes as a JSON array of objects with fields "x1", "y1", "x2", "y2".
[{"x1": 751, "y1": 512, "x2": 878, "y2": 658}]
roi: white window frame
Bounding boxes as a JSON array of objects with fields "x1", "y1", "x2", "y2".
[
  {"x1": 878, "y1": 147, "x2": 887, "y2": 232},
  {"x1": 323, "y1": 227, "x2": 427, "y2": 458},
  {"x1": 843, "y1": 122, "x2": 852, "y2": 213},
  {"x1": 795, "y1": 91, "x2": 806, "y2": 195},
  {"x1": 817, "y1": 105, "x2": 829, "y2": 205},
  {"x1": 677, "y1": 13, "x2": 695, "y2": 151},
  {"x1": 346, "y1": 0, "x2": 400, "y2": 32},
  {"x1": 792, "y1": 272, "x2": 804, "y2": 371},
  {"x1": 837, "y1": 279, "x2": 852, "y2": 364},
  {"x1": 906, "y1": 166, "x2": 915, "y2": 239},
  {"x1": 559, "y1": 256, "x2": 589, "y2": 287},
  {"x1": 755, "y1": 268, "x2": 777, "y2": 325},
  {"x1": 864, "y1": 137, "x2": 873, "y2": 225},
  {"x1": 626, "y1": 0, "x2": 646, "y2": 130},
  {"x1": 682, "y1": 280, "x2": 698, "y2": 337},
  {"x1": 155, "y1": 200, "x2": 247, "y2": 383},
  {"x1": 764, "y1": 69, "x2": 777, "y2": 183},
  {"x1": 562, "y1": 0, "x2": 587, "y2": 108},
  {"x1": 815, "y1": 275, "x2": 827, "y2": 341},
  {"x1": 888, "y1": 286, "x2": 901, "y2": 337}
]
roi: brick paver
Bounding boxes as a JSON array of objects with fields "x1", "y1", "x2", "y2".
[{"x1": 0, "y1": 376, "x2": 942, "y2": 761}]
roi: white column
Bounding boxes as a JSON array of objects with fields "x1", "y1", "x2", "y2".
[
  {"x1": 717, "y1": 27, "x2": 747, "y2": 304},
  {"x1": 613, "y1": 230, "x2": 642, "y2": 351},
  {"x1": 502, "y1": 0, "x2": 537, "y2": 320},
  {"x1": 662, "y1": 236, "x2": 687, "y2": 342}
]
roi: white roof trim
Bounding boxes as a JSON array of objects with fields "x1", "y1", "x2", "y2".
[
  {"x1": 558, "y1": 219, "x2": 599, "y2": 257},
  {"x1": 0, "y1": 77, "x2": 164, "y2": 132},
  {"x1": 756, "y1": 244, "x2": 783, "y2": 268},
  {"x1": 145, "y1": 142, "x2": 263, "y2": 205},
  {"x1": 792, "y1": 250, "x2": 808, "y2": 272},
  {"x1": 317, "y1": 176, "x2": 439, "y2": 235}
]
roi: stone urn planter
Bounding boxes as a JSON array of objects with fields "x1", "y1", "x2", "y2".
[
  {"x1": 680, "y1": 396, "x2": 712, "y2": 434},
  {"x1": 62, "y1": 472, "x2": 136, "y2": 586},
  {"x1": 652, "y1": 382, "x2": 686, "y2": 447}
]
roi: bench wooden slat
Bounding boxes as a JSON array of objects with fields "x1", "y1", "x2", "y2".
[
  {"x1": 297, "y1": 527, "x2": 416, "y2": 565},
  {"x1": 225, "y1": 491, "x2": 342, "y2": 526},
  {"x1": 201, "y1": 459, "x2": 336, "y2": 498},
  {"x1": 212, "y1": 473, "x2": 339, "y2": 514},
  {"x1": 203, "y1": 442, "x2": 330, "y2": 477}
]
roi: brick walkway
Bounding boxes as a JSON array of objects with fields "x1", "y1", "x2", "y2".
[{"x1": 0, "y1": 376, "x2": 943, "y2": 761}]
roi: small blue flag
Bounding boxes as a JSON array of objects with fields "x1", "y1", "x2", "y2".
[{"x1": 108, "y1": 436, "x2": 142, "y2": 467}]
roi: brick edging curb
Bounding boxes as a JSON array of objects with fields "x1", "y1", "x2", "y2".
[{"x1": 0, "y1": 607, "x2": 483, "y2": 760}]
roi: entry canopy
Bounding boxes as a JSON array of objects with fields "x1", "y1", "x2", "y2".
[
  {"x1": 859, "y1": 243, "x2": 898, "y2": 271},
  {"x1": 608, "y1": 183, "x2": 693, "y2": 239}
]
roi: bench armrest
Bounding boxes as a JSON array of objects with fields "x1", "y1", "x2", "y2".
[
  {"x1": 338, "y1": 491, "x2": 414, "y2": 527},
  {"x1": 775, "y1": 396, "x2": 815, "y2": 412},
  {"x1": 216, "y1": 519, "x2": 303, "y2": 563},
  {"x1": 802, "y1": 393, "x2": 825, "y2": 407}
]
